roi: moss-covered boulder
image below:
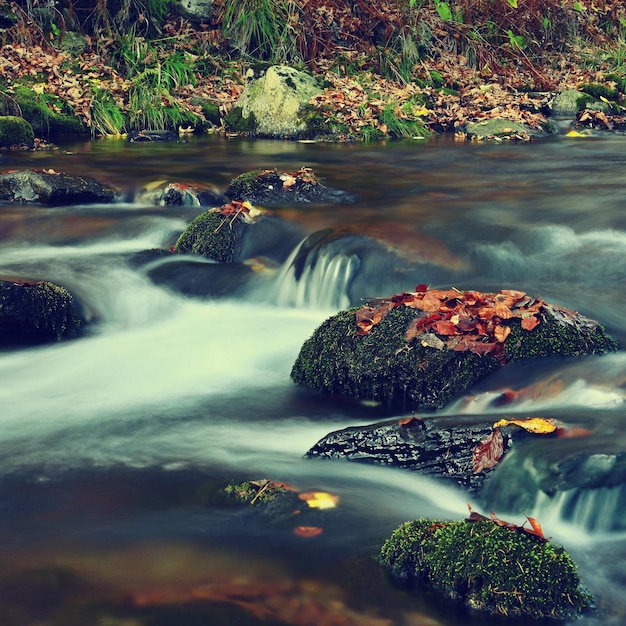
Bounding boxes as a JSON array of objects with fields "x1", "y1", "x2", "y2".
[
  {"x1": 13, "y1": 87, "x2": 88, "y2": 137},
  {"x1": 226, "y1": 65, "x2": 322, "y2": 138},
  {"x1": 291, "y1": 287, "x2": 618, "y2": 410},
  {"x1": 174, "y1": 200, "x2": 303, "y2": 263},
  {"x1": 0, "y1": 279, "x2": 84, "y2": 344},
  {"x1": 225, "y1": 167, "x2": 358, "y2": 205},
  {"x1": 0, "y1": 169, "x2": 118, "y2": 205},
  {"x1": 379, "y1": 517, "x2": 591, "y2": 619},
  {"x1": 0, "y1": 116, "x2": 34, "y2": 149}
]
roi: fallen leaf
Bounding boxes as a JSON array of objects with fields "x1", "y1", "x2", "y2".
[
  {"x1": 472, "y1": 427, "x2": 504, "y2": 473},
  {"x1": 293, "y1": 526, "x2": 323, "y2": 538}
]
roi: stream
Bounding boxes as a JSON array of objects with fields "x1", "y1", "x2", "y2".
[{"x1": 0, "y1": 134, "x2": 625, "y2": 625}]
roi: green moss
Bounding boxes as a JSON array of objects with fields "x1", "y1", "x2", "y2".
[
  {"x1": 504, "y1": 314, "x2": 618, "y2": 361},
  {"x1": 291, "y1": 306, "x2": 500, "y2": 410},
  {"x1": 291, "y1": 305, "x2": 618, "y2": 411},
  {"x1": 578, "y1": 82, "x2": 620, "y2": 101},
  {"x1": 223, "y1": 480, "x2": 288, "y2": 505},
  {"x1": 0, "y1": 280, "x2": 83, "y2": 340},
  {"x1": 224, "y1": 106, "x2": 257, "y2": 134},
  {"x1": 225, "y1": 169, "x2": 263, "y2": 200},
  {"x1": 13, "y1": 87, "x2": 88, "y2": 137},
  {"x1": 174, "y1": 210, "x2": 244, "y2": 262},
  {"x1": 0, "y1": 115, "x2": 34, "y2": 148},
  {"x1": 379, "y1": 518, "x2": 592, "y2": 619}
]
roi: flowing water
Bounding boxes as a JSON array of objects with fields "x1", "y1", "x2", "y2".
[{"x1": 0, "y1": 134, "x2": 625, "y2": 625}]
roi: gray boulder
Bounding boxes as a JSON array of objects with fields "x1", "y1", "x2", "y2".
[
  {"x1": 0, "y1": 169, "x2": 117, "y2": 205},
  {"x1": 464, "y1": 118, "x2": 546, "y2": 141},
  {"x1": 226, "y1": 66, "x2": 322, "y2": 138}
]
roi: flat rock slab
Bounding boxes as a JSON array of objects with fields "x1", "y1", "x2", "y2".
[{"x1": 0, "y1": 169, "x2": 117, "y2": 205}]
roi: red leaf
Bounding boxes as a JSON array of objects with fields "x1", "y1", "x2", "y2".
[
  {"x1": 472, "y1": 428, "x2": 504, "y2": 473},
  {"x1": 433, "y1": 320, "x2": 458, "y2": 335},
  {"x1": 524, "y1": 516, "x2": 547, "y2": 540},
  {"x1": 415, "y1": 283, "x2": 429, "y2": 292}
]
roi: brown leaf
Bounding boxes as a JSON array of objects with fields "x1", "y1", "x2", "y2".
[{"x1": 472, "y1": 427, "x2": 504, "y2": 473}]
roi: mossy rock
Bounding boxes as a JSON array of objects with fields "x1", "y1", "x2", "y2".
[
  {"x1": 13, "y1": 87, "x2": 88, "y2": 137},
  {"x1": 0, "y1": 279, "x2": 84, "y2": 343},
  {"x1": 174, "y1": 206, "x2": 303, "y2": 263},
  {"x1": 464, "y1": 119, "x2": 545, "y2": 141},
  {"x1": 379, "y1": 518, "x2": 592, "y2": 619},
  {"x1": 291, "y1": 296, "x2": 618, "y2": 410},
  {"x1": 0, "y1": 116, "x2": 34, "y2": 148}
]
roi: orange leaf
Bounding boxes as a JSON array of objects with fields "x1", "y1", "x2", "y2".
[
  {"x1": 293, "y1": 526, "x2": 323, "y2": 538},
  {"x1": 494, "y1": 324, "x2": 511, "y2": 343},
  {"x1": 521, "y1": 315, "x2": 540, "y2": 330}
]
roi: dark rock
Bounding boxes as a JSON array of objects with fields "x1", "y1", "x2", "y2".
[
  {"x1": 0, "y1": 279, "x2": 85, "y2": 344},
  {"x1": 174, "y1": 205, "x2": 304, "y2": 264},
  {"x1": 0, "y1": 169, "x2": 118, "y2": 205},
  {"x1": 225, "y1": 168, "x2": 358, "y2": 205},
  {"x1": 135, "y1": 181, "x2": 225, "y2": 207},
  {"x1": 127, "y1": 129, "x2": 179, "y2": 142},
  {"x1": 306, "y1": 415, "x2": 505, "y2": 492},
  {"x1": 291, "y1": 289, "x2": 618, "y2": 411},
  {"x1": 143, "y1": 255, "x2": 255, "y2": 298}
]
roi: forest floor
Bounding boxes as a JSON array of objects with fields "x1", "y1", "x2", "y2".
[{"x1": 1, "y1": 1, "x2": 626, "y2": 141}]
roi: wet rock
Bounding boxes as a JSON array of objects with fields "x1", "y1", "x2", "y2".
[
  {"x1": 0, "y1": 169, "x2": 118, "y2": 205},
  {"x1": 464, "y1": 118, "x2": 547, "y2": 141},
  {"x1": 174, "y1": 201, "x2": 304, "y2": 263},
  {"x1": 143, "y1": 255, "x2": 255, "y2": 298},
  {"x1": 0, "y1": 279, "x2": 85, "y2": 344},
  {"x1": 127, "y1": 129, "x2": 179, "y2": 142},
  {"x1": 135, "y1": 181, "x2": 225, "y2": 207},
  {"x1": 226, "y1": 65, "x2": 322, "y2": 138},
  {"x1": 225, "y1": 168, "x2": 358, "y2": 205},
  {"x1": 379, "y1": 517, "x2": 592, "y2": 620},
  {"x1": 0, "y1": 115, "x2": 34, "y2": 149},
  {"x1": 291, "y1": 288, "x2": 619, "y2": 411},
  {"x1": 306, "y1": 415, "x2": 506, "y2": 492}
]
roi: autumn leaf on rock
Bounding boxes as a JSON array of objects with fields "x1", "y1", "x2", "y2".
[
  {"x1": 521, "y1": 315, "x2": 540, "y2": 330},
  {"x1": 493, "y1": 417, "x2": 560, "y2": 434},
  {"x1": 472, "y1": 427, "x2": 504, "y2": 473}
]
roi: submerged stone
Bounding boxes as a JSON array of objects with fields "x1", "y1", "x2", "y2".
[
  {"x1": 291, "y1": 288, "x2": 618, "y2": 410},
  {"x1": 379, "y1": 517, "x2": 592, "y2": 619}
]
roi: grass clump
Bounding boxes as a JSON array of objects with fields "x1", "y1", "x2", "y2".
[{"x1": 379, "y1": 518, "x2": 592, "y2": 619}]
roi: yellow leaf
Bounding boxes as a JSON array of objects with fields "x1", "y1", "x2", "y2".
[
  {"x1": 492, "y1": 417, "x2": 560, "y2": 434},
  {"x1": 565, "y1": 130, "x2": 592, "y2": 138},
  {"x1": 298, "y1": 491, "x2": 340, "y2": 509}
]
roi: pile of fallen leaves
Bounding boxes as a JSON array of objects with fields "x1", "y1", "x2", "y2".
[{"x1": 356, "y1": 285, "x2": 589, "y2": 363}]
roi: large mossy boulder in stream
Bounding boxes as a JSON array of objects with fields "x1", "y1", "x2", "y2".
[
  {"x1": 0, "y1": 279, "x2": 84, "y2": 344},
  {"x1": 0, "y1": 169, "x2": 117, "y2": 205},
  {"x1": 291, "y1": 286, "x2": 618, "y2": 410},
  {"x1": 174, "y1": 199, "x2": 303, "y2": 263},
  {"x1": 379, "y1": 517, "x2": 592, "y2": 620}
]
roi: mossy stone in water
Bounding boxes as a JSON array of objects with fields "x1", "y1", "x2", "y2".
[
  {"x1": 379, "y1": 518, "x2": 592, "y2": 619},
  {"x1": 0, "y1": 115, "x2": 34, "y2": 148},
  {"x1": 291, "y1": 303, "x2": 618, "y2": 410},
  {"x1": 174, "y1": 211, "x2": 244, "y2": 262}
]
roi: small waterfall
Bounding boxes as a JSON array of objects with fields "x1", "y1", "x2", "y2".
[
  {"x1": 274, "y1": 239, "x2": 359, "y2": 310},
  {"x1": 531, "y1": 485, "x2": 626, "y2": 534}
]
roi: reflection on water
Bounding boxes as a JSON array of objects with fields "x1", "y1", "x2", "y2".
[{"x1": 1, "y1": 135, "x2": 626, "y2": 625}]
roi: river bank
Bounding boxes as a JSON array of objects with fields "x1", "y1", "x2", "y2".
[{"x1": 1, "y1": 1, "x2": 626, "y2": 143}]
